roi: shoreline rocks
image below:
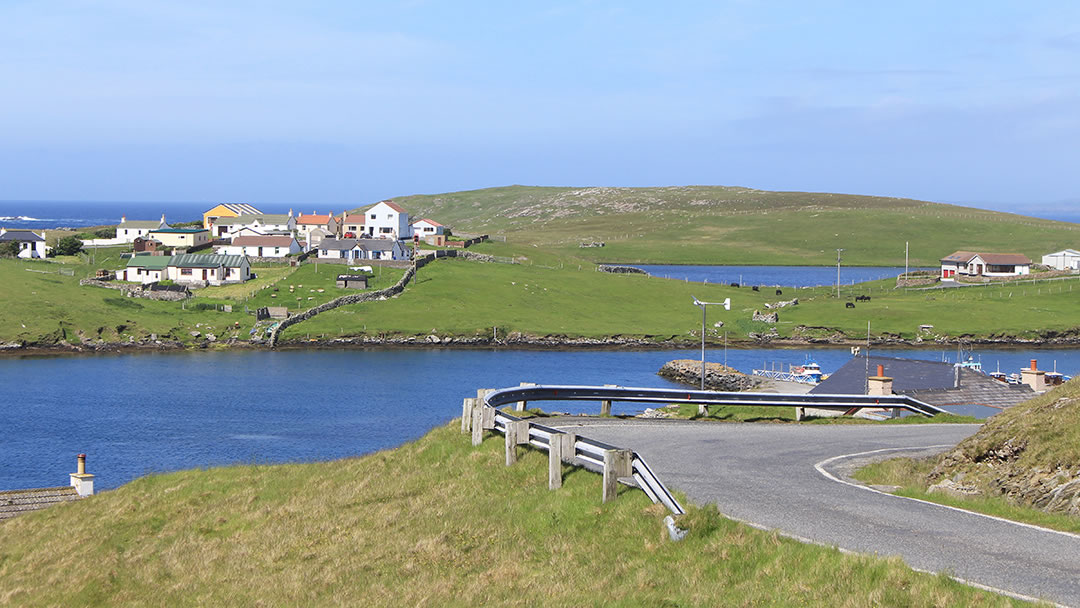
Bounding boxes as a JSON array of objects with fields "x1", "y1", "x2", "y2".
[{"x1": 657, "y1": 359, "x2": 763, "y2": 391}]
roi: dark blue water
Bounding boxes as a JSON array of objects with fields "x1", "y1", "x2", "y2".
[
  {"x1": 3, "y1": 347, "x2": 1079, "y2": 491},
  {"x1": 0, "y1": 201, "x2": 214, "y2": 230},
  {"x1": 634, "y1": 265, "x2": 935, "y2": 287}
]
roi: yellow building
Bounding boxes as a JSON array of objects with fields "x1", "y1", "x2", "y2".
[
  {"x1": 148, "y1": 228, "x2": 211, "y2": 248},
  {"x1": 202, "y1": 203, "x2": 263, "y2": 229}
]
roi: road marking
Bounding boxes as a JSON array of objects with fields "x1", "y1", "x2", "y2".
[{"x1": 815, "y1": 445, "x2": 1080, "y2": 542}]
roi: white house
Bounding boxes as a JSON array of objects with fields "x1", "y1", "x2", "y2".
[
  {"x1": 0, "y1": 228, "x2": 48, "y2": 258},
  {"x1": 1042, "y1": 249, "x2": 1080, "y2": 271},
  {"x1": 318, "y1": 237, "x2": 411, "y2": 261},
  {"x1": 296, "y1": 212, "x2": 340, "y2": 244},
  {"x1": 167, "y1": 253, "x2": 251, "y2": 286},
  {"x1": 411, "y1": 218, "x2": 444, "y2": 237},
  {"x1": 940, "y1": 251, "x2": 1031, "y2": 280},
  {"x1": 210, "y1": 213, "x2": 296, "y2": 238},
  {"x1": 117, "y1": 254, "x2": 170, "y2": 283},
  {"x1": 117, "y1": 215, "x2": 169, "y2": 243},
  {"x1": 215, "y1": 235, "x2": 301, "y2": 258},
  {"x1": 363, "y1": 201, "x2": 410, "y2": 240}
]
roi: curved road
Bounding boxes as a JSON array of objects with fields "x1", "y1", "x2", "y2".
[{"x1": 550, "y1": 419, "x2": 1080, "y2": 606}]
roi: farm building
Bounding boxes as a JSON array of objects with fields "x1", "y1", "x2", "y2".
[
  {"x1": 1041, "y1": 249, "x2": 1080, "y2": 271},
  {"x1": 336, "y1": 274, "x2": 369, "y2": 289},
  {"x1": 167, "y1": 254, "x2": 251, "y2": 286},
  {"x1": 940, "y1": 251, "x2": 1030, "y2": 280}
]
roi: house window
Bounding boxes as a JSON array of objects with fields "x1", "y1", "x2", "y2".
[
  {"x1": 124, "y1": 229, "x2": 128, "y2": 235},
  {"x1": 181, "y1": 268, "x2": 192, "y2": 276},
  {"x1": 370, "y1": 214, "x2": 376, "y2": 220},
  {"x1": 274, "y1": 247, "x2": 280, "y2": 254},
  {"x1": 380, "y1": 227, "x2": 392, "y2": 234},
  {"x1": 386, "y1": 214, "x2": 392, "y2": 219}
]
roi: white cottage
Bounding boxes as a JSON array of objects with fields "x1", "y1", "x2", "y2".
[
  {"x1": 1042, "y1": 249, "x2": 1080, "y2": 271},
  {"x1": 215, "y1": 235, "x2": 301, "y2": 258},
  {"x1": 0, "y1": 228, "x2": 47, "y2": 258},
  {"x1": 411, "y1": 218, "x2": 444, "y2": 237},
  {"x1": 318, "y1": 237, "x2": 411, "y2": 261},
  {"x1": 940, "y1": 251, "x2": 1031, "y2": 280},
  {"x1": 167, "y1": 254, "x2": 251, "y2": 286},
  {"x1": 363, "y1": 201, "x2": 411, "y2": 240},
  {"x1": 210, "y1": 213, "x2": 296, "y2": 238},
  {"x1": 117, "y1": 215, "x2": 169, "y2": 243}
]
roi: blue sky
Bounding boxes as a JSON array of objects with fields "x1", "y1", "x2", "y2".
[{"x1": 1, "y1": 1, "x2": 1078, "y2": 212}]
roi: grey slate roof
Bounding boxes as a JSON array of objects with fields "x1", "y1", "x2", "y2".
[
  {"x1": 811, "y1": 355, "x2": 1035, "y2": 408},
  {"x1": 0, "y1": 486, "x2": 79, "y2": 520},
  {"x1": 320, "y1": 238, "x2": 360, "y2": 250},
  {"x1": 0, "y1": 230, "x2": 44, "y2": 242},
  {"x1": 356, "y1": 238, "x2": 397, "y2": 251}
]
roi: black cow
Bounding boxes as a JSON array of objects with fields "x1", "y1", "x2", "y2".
[
  {"x1": 751, "y1": 285, "x2": 759, "y2": 292},
  {"x1": 845, "y1": 302, "x2": 856, "y2": 308},
  {"x1": 855, "y1": 295, "x2": 872, "y2": 302},
  {"x1": 775, "y1": 289, "x2": 783, "y2": 296},
  {"x1": 730, "y1": 282, "x2": 740, "y2": 287}
]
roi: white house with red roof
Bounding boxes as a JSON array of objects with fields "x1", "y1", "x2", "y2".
[
  {"x1": 295, "y1": 212, "x2": 339, "y2": 245},
  {"x1": 940, "y1": 251, "x2": 1031, "y2": 280},
  {"x1": 411, "y1": 218, "x2": 444, "y2": 237},
  {"x1": 215, "y1": 235, "x2": 301, "y2": 258},
  {"x1": 363, "y1": 201, "x2": 410, "y2": 240}
]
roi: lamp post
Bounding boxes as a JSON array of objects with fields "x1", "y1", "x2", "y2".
[
  {"x1": 692, "y1": 296, "x2": 731, "y2": 390},
  {"x1": 836, "y1": 248, "x2": 844, "y2": 298}
]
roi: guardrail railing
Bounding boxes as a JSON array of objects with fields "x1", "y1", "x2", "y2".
[{"x1": 463, "y1": 388, "x2": 686, "y2": 515}]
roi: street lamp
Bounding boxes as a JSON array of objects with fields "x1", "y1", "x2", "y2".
[
  {"x1": 692, "y1": 296, "x2": 731, "y2": 390},
  {"x1": 836, "y1": 248, "x2": 844, "y2": 298}
]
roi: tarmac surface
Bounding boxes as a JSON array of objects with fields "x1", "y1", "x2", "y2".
[{"x1": 549, "y1": 419, "x2": 1080, "y2": 606}]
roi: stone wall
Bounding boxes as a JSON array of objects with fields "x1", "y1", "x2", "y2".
[
  {"x1": 657, "y1": 359, "x2": 763, "y2": 391},
  {"x1": 79, "y1": 279, "x2": 192, "y2": 301},
  {"x1": 597, "y1": 264, "x2": 648, "y2": 275}
]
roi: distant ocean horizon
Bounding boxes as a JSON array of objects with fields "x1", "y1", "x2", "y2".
[{"x1": 1, "y1": 199, "x2": 1078, "y2": 230}]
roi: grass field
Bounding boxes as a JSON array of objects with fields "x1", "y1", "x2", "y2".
[
  {"x1": 279, "y1": 253, "x2": 1080, "y2": 345},
  {"x1": 386, "y1": 185, "x2": 1080, "y2": 266},
  {"x1": 0, "y1": 423, "x2": 1023, "y2": 607}
]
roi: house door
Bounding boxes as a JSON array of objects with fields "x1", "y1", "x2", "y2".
[
  {"x1": 258, "y1": 247, "x2": 263, "y2": 256},
  {"x1": 976, "y1": 264, "x2": 983, "y2": 275},
  {"x1": 202, "y1": 269, "x2": 208, "y2": 280},
  {"x1": 123, "y1": 270, "x2": 128, "y2": 281}
]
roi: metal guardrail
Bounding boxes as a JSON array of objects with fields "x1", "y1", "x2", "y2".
[
  {"x1": 465, "y1": 390, "x2": 686, "y2": 515},
  {"x1": 482, "y1": 384, "x2": 947, "y2": 417}
]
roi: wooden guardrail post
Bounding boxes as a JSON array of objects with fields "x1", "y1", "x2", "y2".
[
  {"x1": 602, "y1": 449, "x2": 633, "y2": 503},
  {"x1": 600, "y1": 400, "x2": 612, "y2": 416},
  {"x1": 461, "y1": 398, "x2": 475, "y2": 433},
  {"x1": 505, "y1": 420, "x2": 530, "y2": 465},
  {"x1": 516, "y1": 382, "x2": 536, "y2": 412},
  {"x1": 471, "y1": 406, "x2": 484, "y2": 446},
  {"x1": 548, "y1": 432, "x2": 575, "y2": 490}
]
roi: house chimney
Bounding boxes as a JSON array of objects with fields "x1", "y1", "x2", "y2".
[
  {"x1": 161, "y1": 213, "x2": 166, "y2": 224},
  {"x1": 70, "y1": 453, "x2": 95, "y2": 497},
  {"x1": 1021, "y1": 359, "x2": 1047, "y2": 393},
  {"x1": 868, "y1": 364, "x2": 893, "y2": 396},
  {"x1": 121, "y1": 215, "x2": 126, "y2": 223}
]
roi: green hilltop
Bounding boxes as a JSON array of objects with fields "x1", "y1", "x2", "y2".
[{"x1": 387, "y1": 185, "x2": 1080, "y2": 266}]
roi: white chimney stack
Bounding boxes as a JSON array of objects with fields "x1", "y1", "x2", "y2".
[{"x1": 70, "y1": 453, "x2": 95, "y2": 497}]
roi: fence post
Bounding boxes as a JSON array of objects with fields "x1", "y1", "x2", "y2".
[
  {"x1": 471, "y1": 406, "x2": 484, "y2": 446},
  {"x1": 549, "y1": 432, "x2": 576, "y2": 490},
  {"x1": 516, "y1": 382, "x2": 535, "y2": 412},
  {"x1": 601, "y1": 400, "x2": 612, "y2": 416},
  {"x1": 505, "y1": 420, "x2": 529, "y2": 466},
  {"x1": 461, "y1": 398, "x2": 475, "y2": 433},
  {"x1": 602, "y1": 449, "x2": 633, "y2": 503}
]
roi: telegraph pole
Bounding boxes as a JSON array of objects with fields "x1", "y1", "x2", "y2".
[{"x1": 836, "y1": 248, "x2": 844, "y2": 298}]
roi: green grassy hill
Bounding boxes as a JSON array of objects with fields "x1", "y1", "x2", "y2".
[
  {"x1": 0, "y1": 423, "x2": 1021, "y2": 606},
  {"x1": 382, "y1": 185, "x2": 1080, "y2": 266}
]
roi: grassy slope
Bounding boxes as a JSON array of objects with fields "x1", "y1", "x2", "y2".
[
  {"x1": 0, "y1": 423, "x2": 1021, "y2": 607},
  {"x1": 855, "y1": 380, "x2": 1080, "y2": 532},
  {"x1": 387, "y1": 185, "x2": 1080, "y2": 266},
  {"x1": 281, "y1": 249, "x2": 1080, "y2": 344}
]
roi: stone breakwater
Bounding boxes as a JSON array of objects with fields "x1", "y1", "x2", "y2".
[{"x1": 657, "y1": 359, "x2": 763, "y2": 391}]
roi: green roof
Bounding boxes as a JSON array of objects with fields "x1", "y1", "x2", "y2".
[
  {"x1": 170, "y1": 253, "x2": 248, "y2": 268},
  {"x1": 124, "y1": 256, "x2": 171, "y2": 270}
]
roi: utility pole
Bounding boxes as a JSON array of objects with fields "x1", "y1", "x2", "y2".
[
  {"x1": 692, "y1": 296, "x2": 731, "y2": 390},
  {"x1": 905, "y1": 241, "x2": 909, "y2": 278},
  {"x1": 836, "y1": 248, "x2": 844, "y2": 298}
]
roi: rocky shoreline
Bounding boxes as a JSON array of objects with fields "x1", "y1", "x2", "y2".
[
  {"x1": 656, "y1": 359, "x2": 763, "y2": 391},
  {"x1": 6, "y1": 330, "x2": 1080, "y2": 357}
]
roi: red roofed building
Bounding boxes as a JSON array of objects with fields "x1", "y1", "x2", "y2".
[
  {"x1": 296, "y1": 211, "x2": 339, "y2": 244},
  {"x1": 363, "y1": 201, "x2": 411, "y2": 240},
  {"x1": 940, "y1": 251, "x2": 1031, "y2": 280},
  {"x1": 340, "y1": 213, "x2": 366, "y2": 238},
  {"x1": 411, "y1": 218, "x2": 444, "y2": 237}
]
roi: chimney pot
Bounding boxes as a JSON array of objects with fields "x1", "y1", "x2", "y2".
[
  {"x1": 877, "y1": 364, "x2": 884, "y2": 377},
  {"x1": 1031, "y1": 359, "x2": 1038, "y2": 371},
  {"x1": 77, "y1": 453, "x2": 86, "y2": 474}
]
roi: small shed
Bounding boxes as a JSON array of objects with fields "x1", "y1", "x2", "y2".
[{"x1": 336, "y1": 274, "x2": 369, "y2": 289}]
